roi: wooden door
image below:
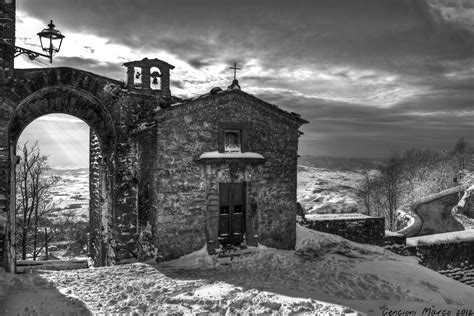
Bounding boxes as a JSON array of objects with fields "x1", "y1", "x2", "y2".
[{"x1": 218, "y1": 183, "x2": 245, "y2": 246}]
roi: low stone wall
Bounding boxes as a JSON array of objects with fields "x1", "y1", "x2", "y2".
[
  {"x1": 384, "y1": 234, "x2": 406, "y2": 246},
  {"x1": 389, "y1": 240, "x2": 474, "y2": 287},
  {"x1": 300, "y1": 217, "x2": 385, "y2": 246},
  {"x1": 403, "y1": 241, "x2": 474, "y2": 270}
]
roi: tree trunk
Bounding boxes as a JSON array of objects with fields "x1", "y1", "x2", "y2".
[
  {"x1": 45, "y1": 227, "x2": 48, "y2": 261},
  {"x1": 33, "y1": 206, "x2": 38, "y2": 260}
]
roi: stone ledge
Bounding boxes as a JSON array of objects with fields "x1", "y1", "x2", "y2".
[{"x1": 197, "y1": 151, "x2": 266, "y2": 164}]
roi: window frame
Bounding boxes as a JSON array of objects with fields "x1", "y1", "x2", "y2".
[{"x1": 218, "y1": 122, "x2": 249, "y2": 153}]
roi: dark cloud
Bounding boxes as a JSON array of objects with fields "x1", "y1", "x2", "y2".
[
  {"x1": 20, "y1": 0, "x2": 471, "y2": 68},
  {"x1": 17, "y1": 0, "x2": 474, "y2": 157},
  {"x1": 186, "y1": 57, "x2": 213, "y2": 69},
  {"x1": 254, "y1": 89, "x2": 474, "y2": 157},
  {"x1": 171, "y1": 79, "x2": 185, "y2": 90}
]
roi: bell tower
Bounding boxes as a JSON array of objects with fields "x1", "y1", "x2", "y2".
[{"x1": 123, "y1": 58, "x2": 175, "y2": 107}]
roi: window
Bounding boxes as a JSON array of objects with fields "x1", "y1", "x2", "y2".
[
  {"x1": 224, "y1": 129, "x2": 241, "y2": 153},
  {"x1": 218, "y1": 122, "x2": 249, "y2": 153}
]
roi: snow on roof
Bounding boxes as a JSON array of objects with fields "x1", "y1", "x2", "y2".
[
  {"x1": 199, "y1": 151, "x2": 264, "y2": 159},
  {"x1": 385, "y1": 230, "x2": 404, "y2": 237},
  {"x1": 407, "y1": 229, "x2": 474, "y2": 246},
  {"x1": 305, "y1": 213, "x2": 373, "y2": 221}
]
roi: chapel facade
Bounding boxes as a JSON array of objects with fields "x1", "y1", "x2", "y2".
[{"x1": 125, "y1": 58, "x2": 308, "y2": 261}]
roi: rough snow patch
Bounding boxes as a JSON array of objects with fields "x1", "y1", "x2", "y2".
[{"x1": 161, "y1": 244, "x2": 216, "y2": 268}]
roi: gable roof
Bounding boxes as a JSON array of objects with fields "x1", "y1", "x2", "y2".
[{"x1": 155, "y1": 89, "x2": 308, "y2": 126}]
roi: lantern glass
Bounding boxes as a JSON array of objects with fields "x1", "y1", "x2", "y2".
[{"x1": 37, "y1": 20, "x2": 65, "y2": 58}]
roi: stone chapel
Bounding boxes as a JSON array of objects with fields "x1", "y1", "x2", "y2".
[{"x1": 0, "y1": 0, "x2": 307, "y2": 271}]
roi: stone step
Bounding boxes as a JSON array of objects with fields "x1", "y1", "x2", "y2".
[{"x1": 16, "y1": 259, "x2": 89, "y2": 273}]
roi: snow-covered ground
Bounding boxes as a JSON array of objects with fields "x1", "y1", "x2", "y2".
[
  {"x1": 48, "y1": 168, "x2": 89, "y2": 218},
  {"x1": 297, "y1": 165, "x2": 374, "y2": 214},
  {"x1": 2, "y1": 225, "x2": 474, "y2": 315}
]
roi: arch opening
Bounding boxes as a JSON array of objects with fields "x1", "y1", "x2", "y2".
[
  {"x1": 7, "y1": 86, "x2": 116, "y2": 270},
  {"x1": 15, "y1": 114, "x2": 91, "y2": 265},
  {"x1": 150, "y1": 67, "x2": 161, "y2": 90}
]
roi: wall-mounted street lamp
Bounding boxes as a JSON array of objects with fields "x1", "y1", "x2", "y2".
[{"x1": 12, "y1": 20, "x2": 65, "y2": 63}]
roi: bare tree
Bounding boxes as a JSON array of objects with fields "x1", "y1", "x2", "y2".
[
  {"x1": 402, "y1": 148, "x2": 440, "y2": 184},
  {"x1": 357, "y1": 173, "x2": 386, "y2": 218},
  {"x1": 380, "y1": 154, "x2": 405, "y2": 231},
  {"x1": 452, "y1": 137, "x2": 468, "y2": 171},
  {"x1": 358, "y1": 174, "x2": 373, "y2": 215},
  {"x1": 357, "y1": 154, "x2": 404, "y2": 231},
  {"x1": 400, "y1": 148, "x2": 457, "y2": 204},
  {"x1": 450, "y1": 137, "x2": 473, "y2": 183},
  {"x1": 15, "y1": 142, "x2": 60, "y2": 260},
  {"x1": 358, "y1": 142, "x2": 467, "y2": 232}
]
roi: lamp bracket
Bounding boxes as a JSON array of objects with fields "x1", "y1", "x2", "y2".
[
  {"x1": 1, "y1": 40, "x2": 51, "y2": 62},
  {"x1": 14, "y1": 45, "x2": 50, "y2": 61}
]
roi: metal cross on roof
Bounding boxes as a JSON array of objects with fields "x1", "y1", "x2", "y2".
[{"x1": 229, "y1": 62, "x2": 241, "y2": 80}]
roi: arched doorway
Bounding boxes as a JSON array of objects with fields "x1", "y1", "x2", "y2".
[
  {"x1": 15, "y1": 114, "x2": 90, "y2": 263},
  {"x1": 7, "y1": 85, "x2": 116, "y2": 271}
]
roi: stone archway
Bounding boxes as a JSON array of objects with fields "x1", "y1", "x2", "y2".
[{"x1": 6, "y1": 83, "x2": 118, "y2": 271}]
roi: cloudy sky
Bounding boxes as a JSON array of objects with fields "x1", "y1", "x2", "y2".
[{"x1": 15, "y1": 0, "x2": 474, "y2": 168}]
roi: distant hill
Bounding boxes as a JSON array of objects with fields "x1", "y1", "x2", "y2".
[
  {"x1": 45, "y1": 168, "x2": 89, "y2": 176},
  {"x1": 298, "y1": 155, "x2": 382, "y2": 171}
]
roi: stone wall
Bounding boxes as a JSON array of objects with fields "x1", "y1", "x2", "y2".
[
  {"x1": 0, "y1": 65, "x2": 305, "y2": 268},
  {"x1": 134, "y1": 124, "x2": 158, "y2": 261},
  {"x1": 148, "y1": 90, "x2": 303, "y2": 260},
  {"x1": 386, "y1": 241, "x2": 474, "y2": 287},
  {"x1": 0, "y1": 66, "x2": 127, "y2": 269},
  {"x1": 384, "y1": 234, "x2": 406, "y2": 246},
  {"x1": 0, "y1": 6, "x2": 305, "y2": 268},
  {"x1": 89, "y1": 130, "x2": 105, "y2": 266},
  {"x1": 300, "y1": 217, "x2": 385, "y2": 246},
  {"x1": 0, "y1": 0, "x2": 16, "y2": 271},
  {"x1": 402, "y1": 241, "x2": 474, "y2": 270}
]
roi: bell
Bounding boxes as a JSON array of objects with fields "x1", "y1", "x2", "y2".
[
  {"x1": 135, "y1": 72, "x2": 141, "y2": 79},
  {"x1": 152, "y1": 77, "x2": 158, "y2": 85}
]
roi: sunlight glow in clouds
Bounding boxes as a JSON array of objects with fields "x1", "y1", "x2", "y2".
[
  {"x1": 18, "y1": 114, "x2": 90, "y2": 169},
  {"x1": 13, "y1": 0, "x2": 474, "y2": 160}
]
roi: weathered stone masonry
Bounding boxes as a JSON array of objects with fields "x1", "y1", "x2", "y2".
[
  {"x1": 0, "y1": 66, "x2": 307, "y2": 269},
  {"x1": 139, "y1": 90, "x2": 307, "y2": 260},
  {"x1": 0, "y1": 0, "x2": 16, "y2": 271},
  {"x1": 300, "y1": 216, "x2": 385, "y2": 246},
  {"x1": 1, "y1": 1, "x2": 307, "y2": 271}
]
